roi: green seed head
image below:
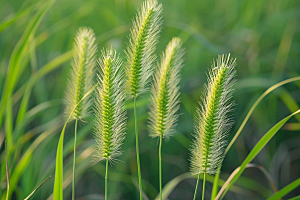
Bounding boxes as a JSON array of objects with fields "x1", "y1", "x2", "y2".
[
  {"x1": 190, "y1": 54, "x2": 236, "y2": 175},
  {"x1": 65, "y1": 27, "x2": 97, "y2": 121},
  {"x1": 125, "y1": 0, "x2": 163, "y2": 98},
  {"x1": 149, "y1": 37, "x2": 184, "y2": 140},
  {"x1": 93, "y1": 49, "x2": 127, "y2": 162}
]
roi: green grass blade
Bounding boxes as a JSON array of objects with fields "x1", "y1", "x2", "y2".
[
  {"x1": 211, "y1": 76, "x2": 300, "y2": 200},
  {"x1": 0, "y1": 0, "x2": 56, "y2": 129},
  {"x1": 5, "y1": 141, "x2": 9, "y2": 200},
  {"x1": 0, "y1": 3, "x2": 35, "y2": 33},
  {"x1": 154, "y1": 172, "x2": 245, "y2": 200},
  {"x1": 24, "y1": 175, "x2": 52, "y2": 200},
  {"x1": 16, "y1": 51, "x2": 72, "y2": 126},
  {"x1": 216, "y1": 109, "x2": 300, "y2": 200},
  {"x1": 288, "y1": 195, "x2": 300, "y2": 200},
  {"x1": 211, "y1": 171, "x2": 220, "y2": 200},
  {"x1": 53, "y1": 83, "x2": 97, "y2": 200},
  {"x1": 225, "y1": 76, "x2": 300, "y2": 155},
  {"x1": 267, "y1": 178, "x2": 300, "y2": 200}
]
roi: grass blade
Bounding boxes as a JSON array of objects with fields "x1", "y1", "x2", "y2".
[
  {"x1": 267, "y1": 178, "x2": 300, "y2": 200},
  {"x1": 5, "y1": 141, "x2": 9, "y2": 200},
  {"x1": 53, "y1": 83, "x2": 98, "y2": 200},
  {"x1": 216, "y1": 109, "x2": 300, "y2": 200},
  {"x1": 225, "y1": 76, "x2": 300, "y2": 155},
  {"x1": 211, "y1": 76, "x2": 300, "y2": 200},
  {"x1": 154, "y1": 172, "x2": 247, "y2": 200},
  {"x1": 24, "y1": 175, "x2": 52, "y2": 200},
  {"x1": 0, "y1": 0, "x2": 56, "y2": 129}
]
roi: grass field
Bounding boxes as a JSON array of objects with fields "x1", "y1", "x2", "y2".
[{"x1": 0, "y1": 0, "x2": 300, "y2": 199}]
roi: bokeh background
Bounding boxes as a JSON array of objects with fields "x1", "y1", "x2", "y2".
[{"x1": 0, "y1": 0, "x2": 300, "y2": 199}]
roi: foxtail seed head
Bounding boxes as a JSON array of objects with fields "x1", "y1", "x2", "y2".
[
  {"x1": 65, "y1": 27, "x2": 97, "y2": 121},
  {"x1": 148, "y1": 37, "x2": 184, "y2": 140},
  {"x1": 190, "y1": 54, "x2": 236, "y2": 175},
  {"x1": 93, "y1": 49, "x2": 127, "y2": 163},
  {"x1": 125, "y1": 0, "x2": 163, "y2": 98}
]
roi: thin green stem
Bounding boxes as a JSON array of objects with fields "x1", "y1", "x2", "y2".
[
  {"x1": 72, "y1": 118, "x2": 78, "y2": 200},
  {"x1": 105, "y1": 159, "x2": 108, "y2": 200},
  {"x1": 193, "y1": 174, "x2": 200, "y2": 200},
  {"x1": 134, "y1": 97, "x2": 143, "y2": 200},
  {"x1": 202, "y1": 173, "x2": 206, "y2": 200},
  {"x1": 159, "y1": 134, "x2": 163, "y2": 200}
]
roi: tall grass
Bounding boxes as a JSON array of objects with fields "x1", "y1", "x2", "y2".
[
  {"x1": 148, "y1": 37, "x2": 184, "y2": 200},
  {"x1": 190, "y1": 54, "x2": 236, "y2": 200},
  {"x1": 65, "y1": 27, "x2": 97, "y2": 200},
  {"x1": 1, "y1": 0, "x2": 300, "y2": 199},
  {"x1": 93, "y1": 49, "x2": 126, "y2": 200},
  {"x1": 125, "y1": 0, "x2": 162, "y2": 199}
]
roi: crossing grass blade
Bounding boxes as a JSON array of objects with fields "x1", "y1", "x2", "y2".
[
  {"x1": 53, "y1": 83, "x2": 98, "y2": 200},
  {"x1": 211, "y1": 76, "x2": 300, "y2": 200},
  {"x1": 267, "y1": 178, "x2": 300, "y2": 200},
  {"x1": 24, "y1": 175, "x2": 52, "y2": 200},
  {"x1": 0, "y1": 0, "x2": 56, "y2": 129},
  {"x1": 216, "y1": 109, "x2": 300, "y2": 200}
]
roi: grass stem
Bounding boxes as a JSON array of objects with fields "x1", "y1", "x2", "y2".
[
  {"x1": 105, "y1": 159, "x2": 108, "y2": 200},
  {"x1": 202, "y1": 173, "x2": 206, "y2": 200},
  {"x1": 134, "y1": 97, "x2": 143, "y2": 200},
  {"x1": 159, "y1": 134, "x2": 162, "y2": 200},
  {"x1": 72, "y1": 118, "x2": 78, "y2": 200},
  {"x1": 193, "y1": 174, "x2": 200, "y2": 200}
]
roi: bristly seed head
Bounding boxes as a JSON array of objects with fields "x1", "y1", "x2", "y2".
[
  {"x1": 93, "y1": 49, "x2": 127, "y2": 163},
  {"x1": 148, "y1": 37, "x2": 185, "y2": 140},
  {"x1": 190, "y1": 54, "x2": 236, "y2": 175},
  {"x1": 65, "y1": 27, "x2": 97, "y2": 121},
  {"x1": 125, "y1": 0, "x2": 163, "y2": 98}
]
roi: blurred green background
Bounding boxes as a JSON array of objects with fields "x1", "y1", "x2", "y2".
[{"x1": 0, "y1": 0, "x2": 300, "y2": 199}]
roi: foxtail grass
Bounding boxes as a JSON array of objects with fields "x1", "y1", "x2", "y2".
[
  {"x1": 93, "y1": 49, "x2": 127, "y2": 200},
  {"x1": 190, "y1": 54, "x2": 236, "y2": 200},
  {"x1": 125, "y1": 0, "x2": 162, "y2": 199},
  {"x1": 64, "y1": 27, "x2": 97, "y2": 200},
  {"x1": 148, "y1": 37, "x2": 184, "y2": 200}
]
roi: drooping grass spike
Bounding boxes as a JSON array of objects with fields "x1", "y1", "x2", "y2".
[
  {"x1": 148, "y1": 37, "x2": 184, "y2": 200},
  {"x1": 64, "y1": 27, "x2": 97, "y2": 200},
  {"x1": 125, "y1": 0, "x2": 163, "y2": 98},
  {"x1": 190, "y1": 54, "x2": 236, "y2": 200},
  {"x1": 93, "y1": 49, "x2": 127, "y2": 200},
  {"x1": 65, "y1": 27, "x2": 97, "y2": 121}
]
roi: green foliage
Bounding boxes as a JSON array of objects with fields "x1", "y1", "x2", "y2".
[
  {"x1": 190, "y1": 54, "x2": 236, "y2": 175},
  {"x1": 1, "y1": 0, "x2": 300, "y2": 199}
]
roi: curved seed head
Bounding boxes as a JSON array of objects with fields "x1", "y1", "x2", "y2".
[
  {"x1": 125, "y1": 0, "x2": 163, "y2": 98},
  {"x1": 65, "y1": 27, "x2": 97, "y2": 121},
  {"x1": 93, "y1": 49, "x2": 127, "y2": 163},
  {"x1": 190, "y1": 54, "x2": 236, "y2": 175},
  {"x1": 148, "y1": 37, "x2": 185, "y2": 140}
]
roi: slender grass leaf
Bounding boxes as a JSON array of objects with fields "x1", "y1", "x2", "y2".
[
  {"x1": 267, "y1": 178, "x2": 300, "y2": 200},
  {"x1": 216, "y1": 109, "x2": 300, "y2": 200},
  {"x1": 24, "y1": 175, "x2": 52, "y2": 200},
  {"x1": 211, "y1": 76, "x2": 300, "y2": 200},
  {"x1": 53, "y1": 84, "x2": 97, "y2": 200}
]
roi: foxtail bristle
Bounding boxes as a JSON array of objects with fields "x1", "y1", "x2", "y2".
[
  {"x1": 65, "y1": 27, "x2": 97, "y2": 121},
  {"x1": 125, "y1": 0, "x2": 163, "y2": 98},
  {"x1": 93, "y1": 49, "x2": 127, "y2": 163},
  {"x1": 148, "y1": 37, "x2": 185, "y2": 140},
  {"x1": 190, "y1": 54, "x2": 236, "y2": 175}
]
